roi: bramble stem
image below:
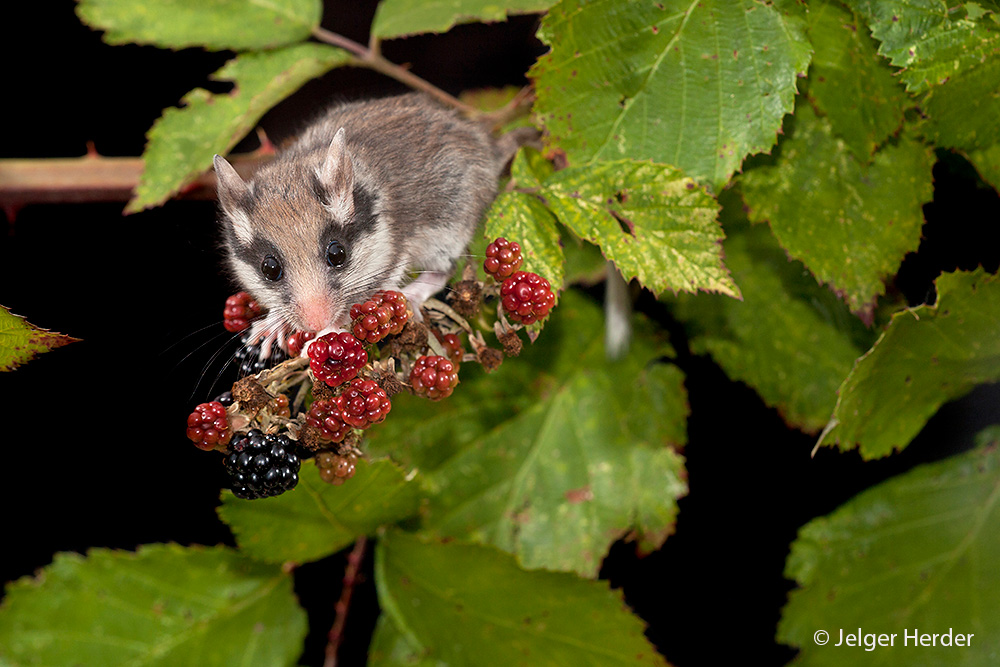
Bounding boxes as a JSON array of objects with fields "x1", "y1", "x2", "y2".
[
  {"x1": 323, "y1": 536, "x2": 369, "y2": 667},
  {"x1": 311, "y1": 27, "x2": 477, "y2": 115}
]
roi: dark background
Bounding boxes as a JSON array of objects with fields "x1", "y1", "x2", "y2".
[{"x1": 3, "y1": 2, "x2": 999, "y2": 665}]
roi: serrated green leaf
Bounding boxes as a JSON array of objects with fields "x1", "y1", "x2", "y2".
[
  {"x1": 0, "y1": 307, "x2": 78, "y2": 372},
  {"x1": 530, "y1": 0, "x2": 811, "y2": 191},
  {"x1": 922, "y1": 56, "x2": 1000, "y2": 150},
  {"x1": 218, "y1": 459, "x2": 420, "y2": 564},
  {"x1": 805, "y1": 0, "x2": 910, "y2": 161},
  {"x1": 741, "y1": 104, "x2": 934, "y2": 318},
  {"x1": 966, "y1": 142, "x2": 1000, "y2": 191},
  {"x1": 373, "y1": 531, "x2": 668, "y2": 666},
  {"x1": 779, "y1": 437, "x2": 1000, "y2": 665},
  {"x1": 819, "y1": 268, "x2": 1000, "y2": 459},
  {"x1": 0, "y1": 544, "x2": 306, "y2": 666},
  {"x1": 671, "y1": 211, "x2": 871, "y2": 434},
  {"x1": 76, "y1": 0, "x2": 321, "y2": 51},
  {"x1": 844, "y1": 0, "x2": 1000, "y2": 94},
  {"x1": 372, "y1": 0, "x2": 556, "y2": 39},
  {"x1": 127, "y1": 43, "x2": 349, "y2": 213},
  {"x1": 540, "y1": 159, "x2": 739, "y2": 298},
  {"x1": 369, "y1": 614, "x2": 446, "y2": 667},
  {"x1": 369, "y1": 291, "x2": 688, "y2": 576},
  {"x1": 844, "y1": 0, "x2": 1000, "y2": 151}
]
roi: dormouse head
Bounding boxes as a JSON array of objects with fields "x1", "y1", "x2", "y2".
[{"x1": 214, "y1": 128, "x2": 391, "y2": 335}]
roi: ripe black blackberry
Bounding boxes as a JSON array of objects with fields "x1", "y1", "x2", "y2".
[
  {"x1": 234, "y1": 333, "x2": 289, "y2": 376},
  {"x1": 224, "y1": 429, "x2": 301, "y2": 499}
]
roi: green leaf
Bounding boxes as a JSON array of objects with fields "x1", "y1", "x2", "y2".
[
  {"x1": 966, "y1": 142, "x2": 1000, "y2": 191},
  {"x1": 127, "y1": 43, "x2": 349, "y2": 213},
  {"x1": 0, "y1": 544, "x2": 306, "y2": 666},
  {"x1": 76, "y1": 0, "x2": 321, "y2": 51},
  {"x1": 372, "y1": 0, "x2": 557, "y2": 39},
  {"x1": 540, "y1": 159, "x2": 739, "y2": 298},
  {"x1": 922, "y1": 56, "x2": 1000, "y2": 150},
  {"x1": 844, "y1": 0, "x2": 1000, "y2": 94},
  {"x1": 530, "y1": 0, "x2": 812, "y2": 191},
  {"x1": 844, "y1": 0, "x2": 1000, "y2": 151},
  {"x1": 741, "y1": 103, "x2": 934, "y2": 318},
  {"x1": 819, "y1": 268, "x2": 1000, "y2": 459},
  {"x1": 369, "y1": 614, "x2": 445, "y2": 667},
  {"x1": 779, "y1": 436, "x2": 1000, "y2": 664},
  {"x1": 0, "y1": 307, "x2": 78, "y2": 372},
  {"x1": 671, "y1": 208, "x2": 871, "y2": 434},
  {"x1": 218, "y1": 459, "x2": 420, "y2": 564},
  {"x1": 369, "y1": 291, "x2": 689, "y2": 576},
  {"x1": 373, "y1": 530, "x2": 668, "y2": 666},
  {"x1": 805, "y1": 0, "x2": 910, "y2": 161}
]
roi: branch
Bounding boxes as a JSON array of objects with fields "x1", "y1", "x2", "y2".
[
  {"x1": 0, "y1": 149, "x2": 270, "y2": 221},
  {"x1": 311, "y1": 27, "x2": 477, "y2": 116},
  {"x1": 323, "y1": 536, "x2": 369, "y2": 667}
]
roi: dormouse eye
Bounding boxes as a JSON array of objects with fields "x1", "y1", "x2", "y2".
[
  {"x1": 327, "y1": 240, "x2": 347, "y2": 268},
  {"x1": 261, "y1": 255, "x2": 283, "y2": 281}
]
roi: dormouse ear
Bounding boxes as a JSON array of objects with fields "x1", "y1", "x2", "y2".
[
  {"x1": 318, "y1": 127, "x2": 355, "y2": 222},
  {"x1": 214, "y1": 155, "x2": 254, "y2": 245}
]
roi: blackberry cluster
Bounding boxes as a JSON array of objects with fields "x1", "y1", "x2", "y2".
[
  {"x1": 235, "y1": 333, "x2": 289, "y2": 376},
  {"x1": 484, "y1": 237, "x2": 523, "y2": 279},
  {"x1": 410, "y1": 355, "x2": 459, "y2": 400},
  {"x1": 500, "y1": 271, "x2": 556, "y2": 324},
  {"x1": 186, "y1": 401, "x2": 232, "y2": 451},
  {"x1": 308, "y1": 332, "x2": 367, "y2": 387},
  {"x1": 223, "y1": 292, "x2": 262, "y2": 333},
  {"x1": 224, "y1": 429, "x2": 301, "y2": 499},
  {"x1": 336, "y1": 378, "x2": 392, "y2": 428},
  {"x1": 305, "y1": 398, "x2": 352, "y2": 443},
  {"x1": 350, "y1": 290, "x2": 409, "y2": 344}
]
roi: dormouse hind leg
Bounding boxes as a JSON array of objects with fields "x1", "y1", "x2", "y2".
[{"x1": 401, "y1": 271, "x2": 451, "y2": 321}]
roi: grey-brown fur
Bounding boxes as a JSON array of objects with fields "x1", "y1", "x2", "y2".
[{"x1": 214, "y1": 93, "x2": 528, "y2": 339}]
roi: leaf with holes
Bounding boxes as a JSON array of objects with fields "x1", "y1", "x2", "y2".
[
  {"x1": 218, "y1": 459, "x2": 420, "y2": 564},
  {"x1": 372, "y1": 530, "x2": 668, "y2": 666},
  {"x1": 0, "y1": 544, "x2": 306, "y2": 666},
  {"x1": 371, "y1": 0, "x2": 557, "y2": 39},
  {"x1": 818, "y1": 268, "x2": 1000, "y2": 460},
  {"x1": 779, "y1": 433, "x2": 1000, "y2": 664},
  {"x1": 76, "y1": 0, "x2": 321, "y2": 51},
  {"x1": 741, "y1": 104, "x2": 934, "y2": 320},
  {"x1": 127, "y1": 43, "x2": 349, "y2": 213},
  {"x1": 531, "y1": 0, "x2": 811, "y2": 190}
]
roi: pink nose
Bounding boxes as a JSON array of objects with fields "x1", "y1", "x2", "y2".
[{"x1": 299, "y1": 298, "x2": 330, "y2": 333}]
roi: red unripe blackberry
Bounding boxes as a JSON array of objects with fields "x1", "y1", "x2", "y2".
[
  {"x1": 441, "y1": 333, "x2": 464, "y2": 367},
  {"x1": 349, "y1": 290, "x2": 409, "y2": 344},
  {"x1": 186, "y1": 401, "x2": 232, "y2": 451},
  {"x1": 316, "y1": 451, "x2": 358, "y2": 486},
  {"x1": 305, "y1": 398, "x2": 352, "y2": 443},
  {"x1": 409, "y1": 355, "x2": 459, "y2": 400},
  {"x1": 286, "y1": 330, "x2": 316, "y2": 357},
  {"x1": 223, "y1": 292, "x2": 262, "y2": 333},
  {"x1": 500, "y1": 271, "x2": 556, "y2": 324},
  {"x1": 484, "y1": 237, "x2": 523, "y2": 280},
  {"x1": 335, "y1": 378, "x2": 391, "y2": 429},
  {"x1": 308, "y1": 331, "x2": 367, "y2": 387}
]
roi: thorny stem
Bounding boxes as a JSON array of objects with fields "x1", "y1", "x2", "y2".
[
  {"x1": 311, "y1": 27, "x2": 477, "y2": 116},
  {"x1": 324, "y1": 536, "x2": 369, "y2": 667}
]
